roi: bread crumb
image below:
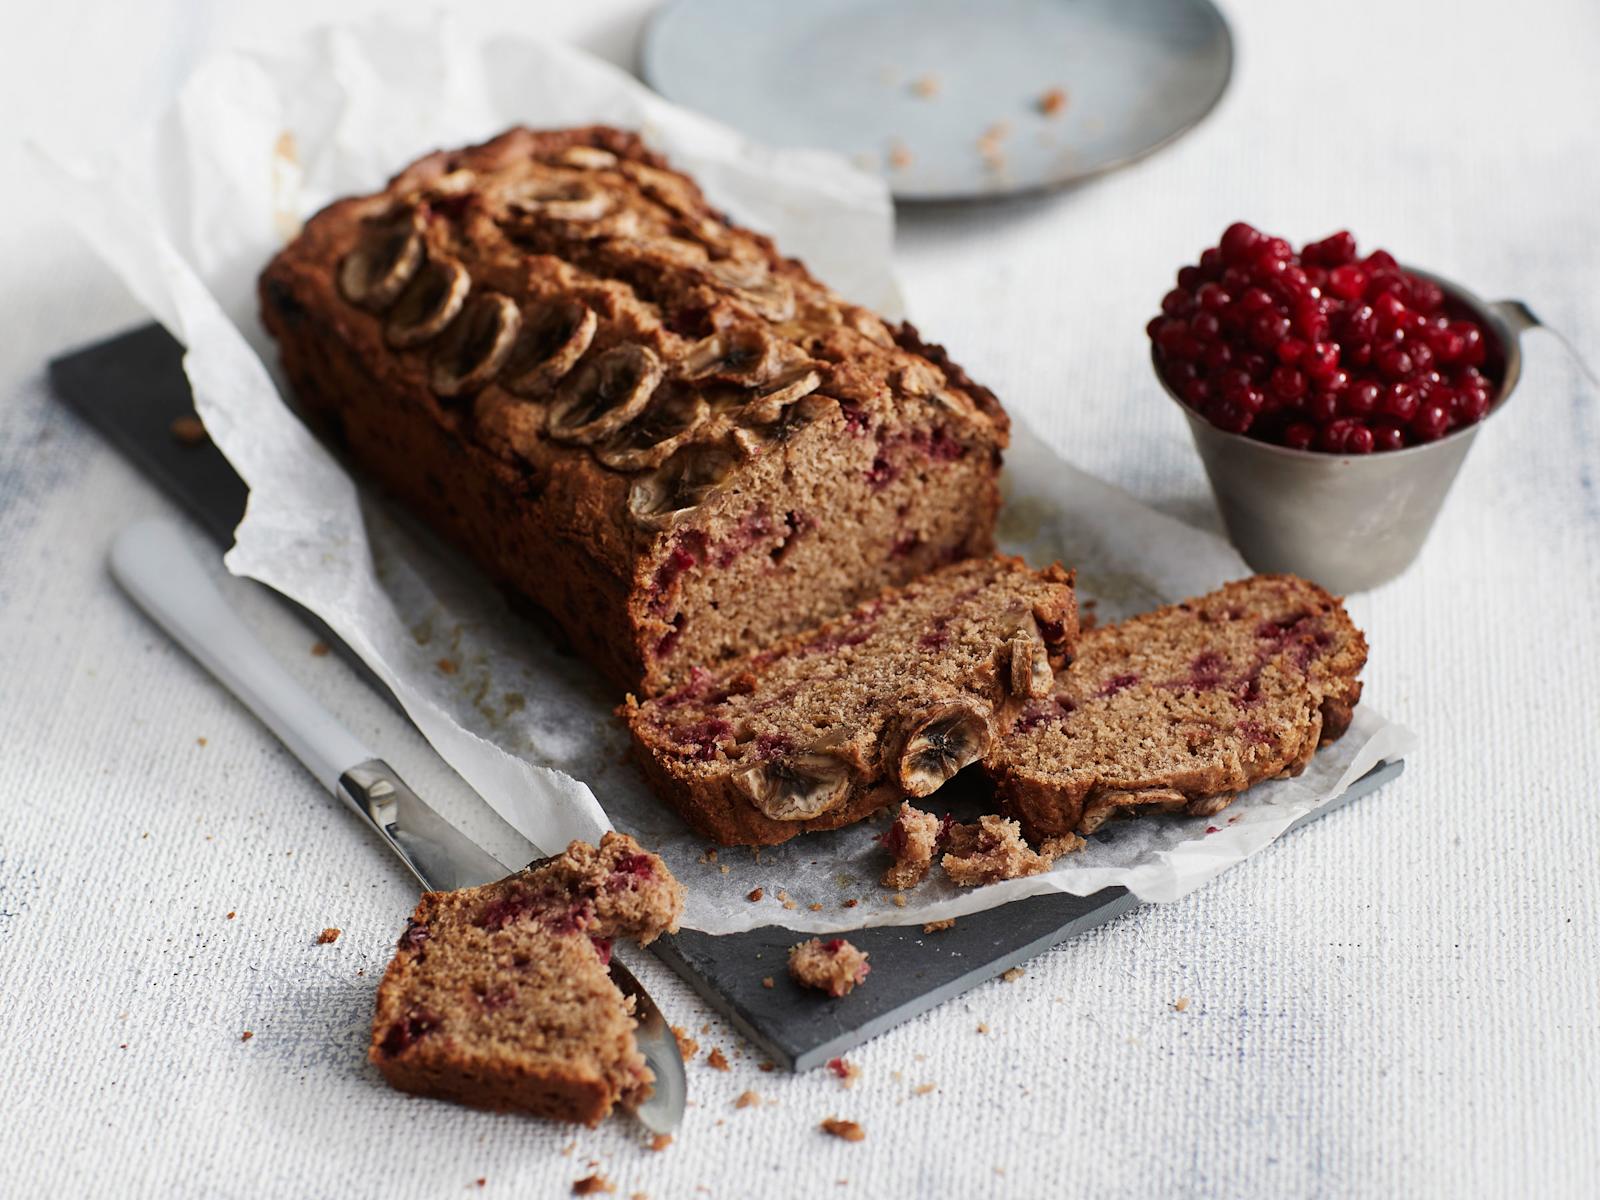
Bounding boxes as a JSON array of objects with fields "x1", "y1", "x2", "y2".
[
  {"x1": 888, "y1": 142, "x2": 913, "y2": 171},
  {"x1": 436, "y1": 658, "x2": 458, "y2": 675},
  {"x1": 826, "y1": 1057, "x2": 862, "y2": 1088},
  {"x1": 910, "y1": 75, "x2": 940, "y2": 98},
  {"x1": 170, "y1": 414, "x2": 209, "y2": 446},
  {"x1": 843, "y1": 898, "x2": 858, "y2": 908},
  {"x1": 783, "y1": 899, "x2": 797, "y2": 910},
  {"x1": 913, "y1": 1082, "x2": 937, "y2": 1096},
  {"x1": 310, "y1": 641, "x2": 330, "y2": 657},
  {"x1": 762, "y1": 977, "x2": 774, "y2": 989},
  {"x1": 196, "y1": 737, "x2": 207, "y2": 747},
  {"x1": 1000, "y1": 967, "x2": 1024, "y2": 983},
  {"x1": 821, "y1": 1117, "x2": 865, "y2": 1142},
  {"x1": 562, "y1": 1141, "x2": 576, "y2": 1157},
  {"x1": 808, "y1": 902, "x2": 822, "y2": 912},
  {"x1": 922, "y1": 919, "x2": 954, "y2": 933},
  {"x1": 734, "y1": 1090, "x2": 761, "y2": 1109},
  {"x1": 1173, "y1": 997, "x2": 1190, "y2": 1012},
  {"x1": 1038, "y1": 87, "x2": 1068, "y2": 116},
  {"x1": 789, "y1": 938, "x2": 871, "y2": 997},
  {"x1": 475, "y1": 1180, "x2": 486, "y2": 1189},
  {"x1": 672, "y1": 1026, "x2": 700, "y2": 1059},
  {"x1": 746, "y1": 887, "x2": 764, "y2": 902},
  {"x1": 758, "y1": 1060, "x2": 776, "y2": 1072},
  {"x1": 316, "y1": 928, "x2": 341, "y2": 945},
  {"x1": 719, "y1": 865, "x2": 730, "y2": 875},
  {"x1": 240, "y1": 1031, "x2": 253, "y2": 1042},
  {"x1": 976, "y1": 1023, "x2": 990, "y2": 1034},
  {"x1": 892, "y1": 894, "x2": 906, "y2": 908},
  {"x1": 649, "y1": 1133, "x2": 672, "y2": 1152},
  {"x1": 572, "y1": 1176, "x2": 614, "y2": 1196},
  {"x1": 226, "y1": 911, "x2": 236, "y2": 920},
  {"x1": 707, "y1": 1047, "x2": 730, "y2": 1071},
  {"x1": 1039, "y1": 833, "x2": 1086, "y2": 860}
]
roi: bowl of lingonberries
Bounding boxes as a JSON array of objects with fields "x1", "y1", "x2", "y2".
[{"x1": 1150, "y1": 222, "x2": 1535, "y2": 591}]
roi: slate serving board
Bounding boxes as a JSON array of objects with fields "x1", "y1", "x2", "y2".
[{"x1": 50, "y1": 323, "x2": 1405, "y2": 1072}]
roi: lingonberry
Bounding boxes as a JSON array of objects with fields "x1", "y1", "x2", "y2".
[
  {"x1": 1152, "y1": 225, "x2": 1498, "y2": 452},
  {"x1": 1372, "y1": 421, "x2": 1407, "y2": 452},
  {"x1": 1411, "y1": 402, "x2": 1450, "y2": 442}
]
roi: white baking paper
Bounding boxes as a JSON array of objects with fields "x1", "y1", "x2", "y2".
[{"x1": 46, "y1": 16, "x2": 1415, "y2": 933}]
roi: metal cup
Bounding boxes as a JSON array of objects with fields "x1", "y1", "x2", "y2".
[{"x1": 1157, "y1": 270, "x2": 1537, "y2": 593}]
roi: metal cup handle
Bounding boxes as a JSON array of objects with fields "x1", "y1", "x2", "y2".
[{"x1": 1492, "y1": 298, "x2": 1599, "y2": 388}]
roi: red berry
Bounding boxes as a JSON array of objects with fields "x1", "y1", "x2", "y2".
[
  {"x1": 1238, "y1": 287, "x2": 1275, "y2": 315},
  {"x1": 1283, "y1": 421, "x2": 1317, "y2": 450},
  {"x1": 1250, "y1": 311, "x2": 1292, "y2": 350},
  {"x1": 1206, "y1": 397, "x2": 1253, "y2": 434},
  {"x1": 1177, "y1": 266, "x2": 1204, "y2": 291},
  {"x1": 1377, "y1": 346, "x2": 1414, "y2": 380},
  {"x1": 1269, "y1": 366, "x2": 1308, "y2": 401},
  {"x1": 1344, "y1": 423, "x2": 1375, "y2": 454},
  {"x1": 1381, "y1": 382, "x2": 1419, "y2": 422},
  {"x1": 1328, "y1": 264, "x2": 1367, "y2": 300},
  {"x1": 1317, "y1": 420, "x2": 1351, "y2": 453},
  {"x1": 1411, "y1": 402, "x2": 1450, "y2": 442},
  {"x1": 1276, "y1": 336, "x2": 1308, "y2": 366},
  {"x1": 1372, "y1": 422, "x2": 1407, "y2": 452},
  {"x1": 1162, "y1": 288, "x2": 1194, "y2": 317},
  {"x1": 1196, "y1": 282, "x2": 1231, "y2": 311},
  {"x1": 1308, "y1": 392, "x2": 1340, "y2": 423},
  {"x1": 1453, "y1": 386, "x2": 1491, "y2": 424},
  {"x1": 1190, "y1": 310, "x2": 1222, "y2": 342},
  {"x1": 1303, "y1": 341, "x2": 1341, "y2": 378},
  {"x1": 1199, "y1": 247, "x2": 1224, "y2": 277},
  {"x1": 1220, "y1": 223, "x2": 1262, "y2": 265},
  {"x1": 1344, "y1": 381, "x2": 1380, "y2": 418}
]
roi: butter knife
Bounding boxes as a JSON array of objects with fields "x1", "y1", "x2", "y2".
[{"x1": 109, "y1": 517, "x2": 685, "y2": 1132}]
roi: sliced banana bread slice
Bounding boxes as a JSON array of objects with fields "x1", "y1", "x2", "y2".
[
  {"x1": 369, "y1": 832, "x2": 683, "y2": 1127},
  {"x1": 989, "y1": 575, "x2": 1366, "y2": 838},
  {"x1": 623, "y1": 556, "x2": 1077, "y2": 845}
]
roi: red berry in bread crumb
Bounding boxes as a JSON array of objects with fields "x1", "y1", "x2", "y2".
[{"x1": 1154, "y1": 225, "x2": 1499, "y2": 451}]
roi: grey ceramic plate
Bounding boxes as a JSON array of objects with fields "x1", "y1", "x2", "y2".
[{"x1": 641, "y1": 0, "x2": 1233, "y2": 202}]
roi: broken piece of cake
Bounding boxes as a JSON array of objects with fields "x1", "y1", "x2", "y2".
[
  {"x1": 789, "y1": 938, "x2": 871, "y2": 997},
  {"x1": 624, "y1": 555, "x2": 1076, "y2": 846},
  {"x1": 879, "y1": 802, "x2": 947, "y2": 889},
  {"x1": 941, "y1": 814, "x2": 1061, "y2": 886},
  {"x1": 368, "y1": 832, "x2": 684, "y2": 1127},
  {"x1": 989, "y1": 574, "x2": 1367, "y2": 837}
]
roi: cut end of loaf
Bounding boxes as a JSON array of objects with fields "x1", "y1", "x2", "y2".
[{"x1": 990, "y1": 574, "x2": 1367, "y2": 838}]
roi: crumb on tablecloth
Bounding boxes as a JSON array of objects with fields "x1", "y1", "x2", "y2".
[
  {"x1": 910, "y1": 75, "x2": 940, "y2": 98},
  {"x1": 746, "y1": 887, "x2": 764, "y2": 902},
  {"x1": 913, "y1": 1082, "x2": 937, "y2": 1096},
  {"x1": 821, "y1": 1117, "x2": 866, "y2": 1142},
  {"x1": 706, "y1": 1047, "x2": 730, "y2": 1072},
  {"x1": 649, "y1": 1133, "x2": 672, "y2": 1152},
  {"x1": 310, "y1": 641, "x2": 330, "y2": 657},
  {"x1": 1039, "y1": 87, "x2": 1068, "y2": 116},
  {"x1": 240, "y1": 1031, "x2": 253, "y2": 1042},
  {"x1": 316, "y1": 927, "x2": 341, "y2": 945},
  {"x1": 1000, "y1": 967, "x2": 1024, "y2": 983},
  {"x1": 735, "y1": 1090, "x2": 761, "y2": 1109},
  {"x1": 1173, "y1": 997, "x2": 1190, "y2": 1012},
  {"x1": 572, "y1": 1175, "x2": 614, "y2": 1196},
  {"x1": 826, "y1": 1057, "x2": 862, "y2": 1088},
  {"x1": 672, "y1": 1026, "x2": 699, "y2": 1060}
]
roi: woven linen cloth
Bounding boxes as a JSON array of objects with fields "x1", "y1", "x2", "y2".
[{"x1": 1, "y1": 1, "x2": 1596, "y2": 1196}]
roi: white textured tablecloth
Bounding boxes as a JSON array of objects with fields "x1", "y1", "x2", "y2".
[{"x1": 3, "y1": 1, "x2": 1597, "y2": 1196}]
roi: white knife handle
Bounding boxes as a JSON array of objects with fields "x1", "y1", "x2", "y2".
[{"x1": 109, "y1": 518, "x2": 373, "y2": 795}]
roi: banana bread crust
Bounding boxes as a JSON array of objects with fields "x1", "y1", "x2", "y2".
[{"x1": 260, "y1": 126, "x2": 1008, "y2": 696}]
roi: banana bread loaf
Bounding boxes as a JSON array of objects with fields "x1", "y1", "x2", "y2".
[
  {"x1": 369, "y1": 832, "x2": 683, "y2": 1127},
  {"x1": 989, "y1": 575, "x2": 1367, "y2": 838},
  {"x1": 260, "y1": 126, "x2": 1008, "y2": 696},
  {"x1": 623, "y1": 556, "x2": 1076, "y2": 845}
]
